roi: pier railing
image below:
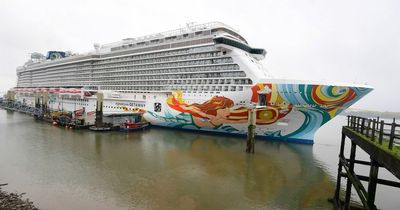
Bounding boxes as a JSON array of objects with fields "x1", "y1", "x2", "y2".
[{"x1": 347, "y1": 115, "x2": 400, "y2": 151}]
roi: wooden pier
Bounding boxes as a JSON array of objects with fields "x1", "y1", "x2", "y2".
[{"x1": 333, "y1": 115, "x2": 400, "y2": 210}]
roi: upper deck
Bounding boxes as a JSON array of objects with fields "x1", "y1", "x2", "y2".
[
  {"x1": 102, "y1": 22, "x2": 247, "y2": 51},
  {"x1": 15, "y1": 22, "x2": 268, "y2": 92},
  {"x1": 17, "y1": 22, "x2": 248, "y2": 73}
]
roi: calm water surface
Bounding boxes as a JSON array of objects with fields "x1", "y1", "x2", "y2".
[{"x1": 0, "y1": 110, "x2": 398, "y2": 209}]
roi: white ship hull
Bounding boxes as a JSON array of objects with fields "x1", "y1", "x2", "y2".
[{"x1": 15, "y1": 81, "x2": 371, "y2": 144}]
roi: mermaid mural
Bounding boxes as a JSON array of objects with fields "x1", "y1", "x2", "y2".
[
  {"x1": 165, "y1": 87, "x2": 292, "y2": 129},
  {"x1": 167, "y1": 93, "x2": 245, "y2": 128}
]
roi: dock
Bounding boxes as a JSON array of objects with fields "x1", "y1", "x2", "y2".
[
  {"x1": 0, "y1": 97, "x2": 148, "y2": 131},
  {"x1": 333, "y1": 115, "x2": 400, "y2": 210}
]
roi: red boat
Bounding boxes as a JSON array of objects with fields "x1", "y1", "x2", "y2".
[{"x1": 119, "y1": 121, "x2": 149, "y2": 132}]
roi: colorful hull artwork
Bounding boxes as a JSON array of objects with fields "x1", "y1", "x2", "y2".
[{"x1": 145, "y1": 83, "x2": 372, "y2": 144}]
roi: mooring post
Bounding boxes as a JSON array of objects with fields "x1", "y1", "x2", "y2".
[
  {"x1": 350, "y1": 116, "x2": 353, "y2": 128},
  {"x1": 34, "y1": 92, "x2": 40, "y2": 109},
  {"x1": 367, "y1": 158, "x2": 379, "y2": 209},
  {"x1": 246, "y1": 107, "x2": 256, "y2": 153},
  {"x1": 354, "y1": 116, "x2": 356, "y2": 131},
  {"x1": 33, "y1": 92, "x2": 42, "y2": 118},
  {"x1": 95, "y1": 91, "x2": 104, "y2": 128},
  {"x1": 43, "y1": 92, "x2": 49, "y2": 118},
  {"x1": 354, "y1": 116, "x2": 357, "y2": 130},
  {"x1": 376, "y1": 117, "x2": 380, "y2": 130},
  {"x1": 388, "y1": 118, "x2": 396, "y2": 150},
  {"x1": 371, "y1": 119, "x2": 376, "y2": 141},
  {"x1": 344, "y1": 141, "x2": 357, "y2": 210},
  {"x1": 361, "y1": 118, "x2": 365, "y2": 135},
  {"x1": 334, "y1": 132, "x2": 347, "y2": 208},
  {"x1": 366, "y1": 119, "x2": 371, "y2": 137},
  {"x1": 379, "y1": 120, "x2": 384, "y2": 145},
  {"x1": 350, "y1": 116, "x2": 353, "y2": 129},
  {"x1": 347, "y1": 116, "x2": 350, "y2": 127}
]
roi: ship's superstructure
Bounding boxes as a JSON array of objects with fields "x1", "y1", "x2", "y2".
[{"x1": 13, "y1": 22, "x2": 372, "y2": 143}]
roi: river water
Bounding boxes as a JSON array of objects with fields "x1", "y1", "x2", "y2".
[{"x1": 0, "y1": 110, "x2": 398, "y2": 209}]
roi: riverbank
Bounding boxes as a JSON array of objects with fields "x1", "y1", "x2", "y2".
[{"x1": 0, "y1": 184, "x2": 38, "y2": 210}]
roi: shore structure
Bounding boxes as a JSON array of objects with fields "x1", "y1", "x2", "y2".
[
  {"x1": 6, "y1": 22, "x2": 372, "y2": 143},
  {"x1": 333, "y1": 115, "x2": 400, "y2": 210}
]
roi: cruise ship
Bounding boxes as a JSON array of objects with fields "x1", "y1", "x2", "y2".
[{"x1": 13, "y1": 22, "x2": 372, "y2": 143}]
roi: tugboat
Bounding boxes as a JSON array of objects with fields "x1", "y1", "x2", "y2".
[{"x1": 119, "y1": 121, "x2": 149, "y2": 132}]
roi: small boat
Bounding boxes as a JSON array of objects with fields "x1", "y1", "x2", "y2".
[
  {"x1": 119, "y1": 121, "x2": 149, "y2": 132},
  {"x1": 89, "y1": 126, "x2": 112, "y2": 131}
]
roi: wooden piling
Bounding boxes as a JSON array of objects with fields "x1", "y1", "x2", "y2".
[
  {"x1": 34, "y1": 93, "x2": 40, "y2": 108},
  {"x1": 95, "y1": 92, "x2": 104, "y2": 128},
  {"x1": 389, "y1": 118, "x2": 396, "y2": 150},
  {"x1": 246, "y1": 108, "x2": 256, "y2": 153},
  {"x1": 344, "y1": 142, "x2": 357, "y2": 210},
  {"x1": 361, "y1": 118, "x2": 365, "y2": 135},
  {"x1": 378, "y1": 121, "x2": 384, "y2": 144},
  {"x1": 334, "y1": 133, "x2": 346, "y2": 208},
  {"x1": 42, "y1": 92, "x2": 49, "y2": 117},
  {"x1": 371, "y1": 119, "x2": 376, "y2": 141},
  {"x1": 366, "y1": 119, "x2": 371, "y2": 137},
  {"x1": 367, "y1": 159, "x2": 379, "y2": 209}
]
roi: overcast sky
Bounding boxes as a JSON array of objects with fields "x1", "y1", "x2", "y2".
[{"x1": 0, "y1": 0, "x2": 399, "y2": 112}]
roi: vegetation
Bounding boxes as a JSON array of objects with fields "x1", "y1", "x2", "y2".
[{"x1": 346, "y1": 127, "x2": 400, "y2": 160}]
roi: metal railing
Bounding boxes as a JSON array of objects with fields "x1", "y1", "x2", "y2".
[
  {"x1": 347, "y1": 115, "x2": 400, "y2": 150},
  {"x1": 102, "y1": 21, "x2": 237, "y2": 48}
]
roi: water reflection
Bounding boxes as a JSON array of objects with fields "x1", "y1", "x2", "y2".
[{"x1": 0, "y1": 110, "x2": 334, "y2": 209}]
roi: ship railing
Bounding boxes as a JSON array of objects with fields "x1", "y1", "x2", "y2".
[
  {"x1": 101, "y1": 21, "x2": 236, "y2": 48},
  {"x1": 20, "y1": 54, "x2": 100, "y2": 72}
]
